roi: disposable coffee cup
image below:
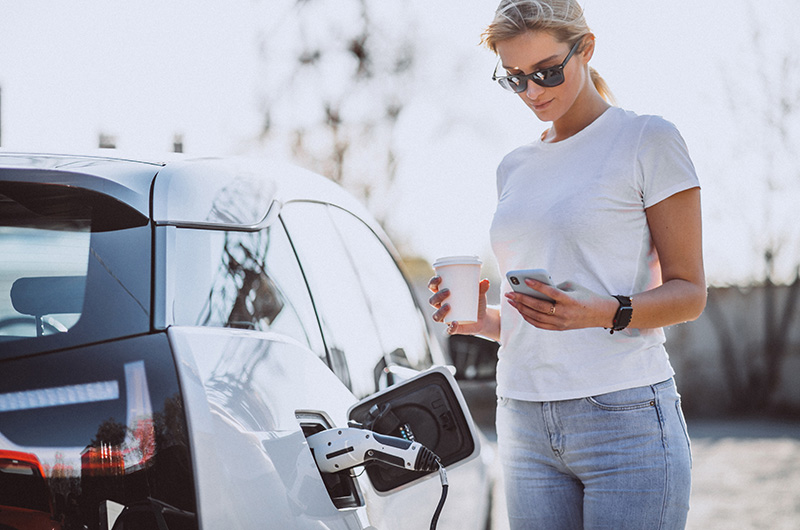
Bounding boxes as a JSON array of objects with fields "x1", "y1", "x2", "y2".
[{"x1": 432, "y1": 255, "x2": 482, "y2": 324}]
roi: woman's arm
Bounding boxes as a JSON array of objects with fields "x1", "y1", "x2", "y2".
[
  {"x1": 505, "y1": 187, "x2": 706, "y2": 331},
  {"x1": 628, "y1": 186, "x2": 706, "y2": 328}
]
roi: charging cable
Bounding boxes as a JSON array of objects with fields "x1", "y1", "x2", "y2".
[{"x1": 430, "y1": 463, "x2": 448, "y2": 530}]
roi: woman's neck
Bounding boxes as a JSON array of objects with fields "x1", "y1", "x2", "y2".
[{"x1": 542, "y1": 86, "x2": 610, "y2": 143}]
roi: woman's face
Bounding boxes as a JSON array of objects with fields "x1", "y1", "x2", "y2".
[{"x1": 495, "y1": 30, "x2": 589, "y2": 123}]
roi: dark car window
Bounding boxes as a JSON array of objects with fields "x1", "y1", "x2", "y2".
[
  {"x1": 0, "y1": 182, "x2": 151, "y2": 359},
  {"x1": 169, "y1": 223, "x2": 324, "y2": 356},
  {"x1": 0, "y1": 334, "x2": 197, "y2": 530}
]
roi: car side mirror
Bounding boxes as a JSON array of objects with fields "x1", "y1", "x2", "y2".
[
  {"x1": 448, "y1": 335, "x2": 499, "y2": 381},
  {"x1": 348, "y1": 366, "x2": 480, "y2": 494}
]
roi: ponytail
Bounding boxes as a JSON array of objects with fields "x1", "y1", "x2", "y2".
[{"x1": 589, "y1": 66, "x2": 616, "y2": 104}]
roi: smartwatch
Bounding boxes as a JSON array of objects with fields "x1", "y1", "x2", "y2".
[{"x1": 610, "y1": 295, "x2": 633, "y2": 334}]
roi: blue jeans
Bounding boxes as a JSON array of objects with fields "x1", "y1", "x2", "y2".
[{"x1": 496, "y1": 378, "x2": 692, "y2": 529}]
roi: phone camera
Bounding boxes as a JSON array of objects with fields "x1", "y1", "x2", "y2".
[{"x1": 510, "y1": 276, "x2": 519, "y2": 285}]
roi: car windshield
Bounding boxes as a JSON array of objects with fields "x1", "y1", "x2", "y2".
[{"x1": 0, "y1": 181, "x2": 151, "y2": 357}]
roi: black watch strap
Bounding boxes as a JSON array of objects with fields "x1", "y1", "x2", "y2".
[{"x1": 610, "y1": 295, "x2": 633, "y2": 334}]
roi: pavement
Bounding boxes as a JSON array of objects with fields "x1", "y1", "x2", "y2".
[{"x1": 684, "y1": 418, "x2": 800, "y2": 530}]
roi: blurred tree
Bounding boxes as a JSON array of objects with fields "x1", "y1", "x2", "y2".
[
  {"x1": 255, "y1": 0, "x2": 417, "y2": 223},
  {"x1": 710, "y1": 1, "x2": 800, "y2": 413},
  {"x1": 91, "y1": 417, "x2": 127, "y2": 447}
]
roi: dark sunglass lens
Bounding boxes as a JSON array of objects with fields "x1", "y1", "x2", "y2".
[
  {"x1": 499, "y1": 76, "x2": 526, "y2": 93},
  {"x1": 538, "y1": 69, "x2": 564, "y2": 88},
  {"x1": 511, "y1": 77, "x2": 528, "y2": 93}
]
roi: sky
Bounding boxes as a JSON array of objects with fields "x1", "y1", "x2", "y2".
[{"x1": 1, "y1": 0, "x2": 798, "y2": 286}]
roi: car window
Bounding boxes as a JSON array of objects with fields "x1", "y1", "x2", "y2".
[
  {"x1": 0, "y1": 226, "x2": 88, "y2": 336},
  {"x1": 327, "y1": 207, "x2": 432, "y2": 372},
  {"x1": 280, "y1": 203, "x2": 386, "y2": 398},
  {"x1": 170, "y1": 223, "x2": 324, "y2": 356},
  {"x1": 0, "y1": 182, "x2": 151, "y2": 358}
]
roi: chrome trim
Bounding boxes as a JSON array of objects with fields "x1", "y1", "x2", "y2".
[{"x1": 154, "y1": 199, "x2": 282, "y2": 232}]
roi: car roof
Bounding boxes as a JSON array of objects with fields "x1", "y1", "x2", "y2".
[{"x1": 0, "y1": 151, "x2": 374, "y2": 231}]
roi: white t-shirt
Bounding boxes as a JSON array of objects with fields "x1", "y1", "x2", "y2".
[{"x1": 489, "y1": 106, "x2": 700, "y2": 401}]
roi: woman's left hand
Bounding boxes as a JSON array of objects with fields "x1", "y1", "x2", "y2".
[{"x1": 504, "y1": 279, "x2": 617, "y2": 331}]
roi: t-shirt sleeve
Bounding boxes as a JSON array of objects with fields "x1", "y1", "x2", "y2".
[
  {"x1": 496, "y1": 158, "x2": 509, "y2": 199},
  {"x1": 636, "y1": 116, "x2": 700, "y2": 208}
]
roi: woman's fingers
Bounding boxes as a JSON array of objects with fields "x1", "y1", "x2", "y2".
[
  {"x1": 505, "y1": 291, "x2": 554, "y2": 315},
  {"x1": 427, "y1": 275, "x2": 442, "y2": 293},
  {"x1": 428, "y1": 276, "x2": 450, "y2": 322},
  {"x1": 505, "y1": 279, "x2": 564, "y2": 330},
  {"x1": 525, "y1": 278, "x2": 563, "y2": 301},
  {"x1": 432, "y1": 303, "x2": 450, "y2": 323},
  {"x1": 428, "y1": 288, "x2": 450, "y2": 308},
  {"x1": 430, "y1": 277, "x2": 491, "y2": 334}
]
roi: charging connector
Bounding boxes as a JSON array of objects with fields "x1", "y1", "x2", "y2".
[
  {"x1": 306, "y1": 427, "x2": 440, "y2": 473},
  {"x1": 306, "y1": 426, "x2": 449, "y2": 529}
]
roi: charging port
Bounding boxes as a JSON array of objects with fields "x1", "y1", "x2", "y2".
[{"x1": 296, "y1": 411, "x2": 364, "y2": 510}]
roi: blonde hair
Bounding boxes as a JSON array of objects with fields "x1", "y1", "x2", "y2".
[{"x1": 481, "y1": 0, "x2": 615, "y2": 103}]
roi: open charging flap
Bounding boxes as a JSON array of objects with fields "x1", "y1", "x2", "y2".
[{"x1": 348, "y1": 366, "x2": 481, "y2": 494}]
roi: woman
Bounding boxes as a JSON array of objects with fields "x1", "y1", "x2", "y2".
[{"x1": 428, "y1": 1, "x2": 706, "y2": 528}]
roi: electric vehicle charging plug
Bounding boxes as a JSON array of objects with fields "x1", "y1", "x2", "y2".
[
  {"x1": 307, "y1": 427, "x2": 449, "y2": 530},
  {"x1": 306, "y1": 427, "x2": 440, "y2": 474}
]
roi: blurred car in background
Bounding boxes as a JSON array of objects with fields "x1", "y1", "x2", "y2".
[{"x1": 0, "y1": 151, "x2": 493, "y2": 530}]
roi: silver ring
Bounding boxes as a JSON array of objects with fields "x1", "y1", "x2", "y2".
[{"x1": 549, "y1": 304, "x2": 556, "y2": 315}]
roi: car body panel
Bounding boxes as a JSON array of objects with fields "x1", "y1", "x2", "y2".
[
  {"x1": 0, "y1": 152, "x2": 160, "y2": 217},
  {"x1": 168, "y1": 326, "x2": 367, "y2": 529}
]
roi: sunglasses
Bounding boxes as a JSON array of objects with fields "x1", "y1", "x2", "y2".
[{"x1": 492, "y1": 39, "x2": 582, "y2": 92}]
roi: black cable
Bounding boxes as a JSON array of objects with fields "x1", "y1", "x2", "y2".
[{"x1": 430, "y1": 464, "x2": 449, "y2": 530}]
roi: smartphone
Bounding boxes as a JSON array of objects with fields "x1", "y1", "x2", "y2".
[{"x1": 506, "y1": 268, "x2": 555, "y2": 303}]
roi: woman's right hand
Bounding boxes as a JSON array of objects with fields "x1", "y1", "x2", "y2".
[{"x1": 428, "y1": 276, "x2": 491, "y2": 336}]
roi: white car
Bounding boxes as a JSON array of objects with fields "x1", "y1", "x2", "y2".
[{"x1": 0, "y1": 152, "x2": 493, "y2": 530}]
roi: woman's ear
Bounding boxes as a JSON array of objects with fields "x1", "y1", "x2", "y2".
[{"x1": 581, "y1": 33, "x2": 596, "y2": 62}]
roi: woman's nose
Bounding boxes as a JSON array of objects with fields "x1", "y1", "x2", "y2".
[{"x1": 524, "y1": 79, "x2": 545, "y2": 99}]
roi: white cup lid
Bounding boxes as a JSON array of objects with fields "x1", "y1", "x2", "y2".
[{"x1": 432, "y1": 255, "x2": 482, "y2": 268}]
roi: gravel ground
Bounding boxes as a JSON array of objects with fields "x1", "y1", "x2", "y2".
[
  {"x1": 684, "y1": 418, "x2": 800, "y2": 530},
  {"x1": 486, "y1": 417, "x2": 800, "y2": 529}
]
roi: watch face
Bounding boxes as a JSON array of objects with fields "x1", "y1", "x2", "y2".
[
  {"x1": 618, "y1": 306, "x2": 633, "y2": 325},
  {"x1": 612, "y1": 302, "x2": 633, "y2": 332}
]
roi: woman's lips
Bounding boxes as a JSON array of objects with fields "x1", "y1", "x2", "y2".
[{"x1": 532, "y1": 99, "x2": 552, "y2": 111}]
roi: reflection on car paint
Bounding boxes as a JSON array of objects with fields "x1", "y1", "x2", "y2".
[
  {"x1": 0, "y1": 380, "x2": 120, "y2": 413},
  {"x1": 0, "y1": 449, "x2": 63, "y2": 530}
]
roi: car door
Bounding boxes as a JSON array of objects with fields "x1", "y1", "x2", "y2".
[
  {"x1": 280, "y1": 202, "x2": 492, "y2": 530},
  {"x1": 164, "y1": 219, "x2": 374, "y2": 529}
]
